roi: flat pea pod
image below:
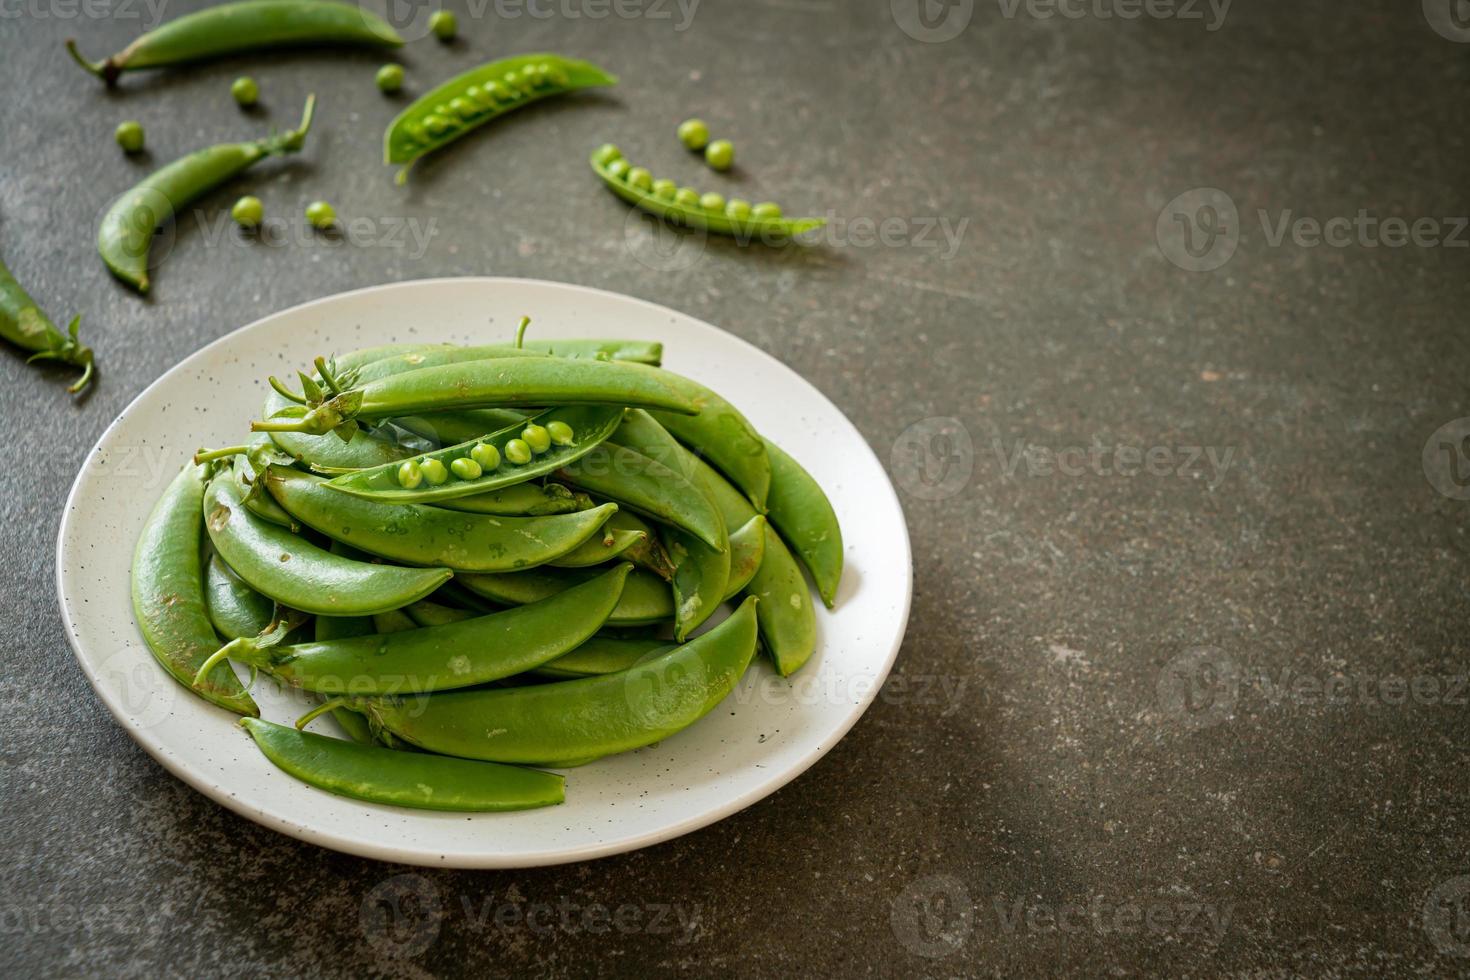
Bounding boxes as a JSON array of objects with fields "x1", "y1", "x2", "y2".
[
  {"x1": 521, "y1": 338, "x2": 662, "y2": 365},
  {"x1": 66, "y1": 0, "x2": 402, "y2": 85},
  {"x1": 533, "y1": 634, "x2": 671, "y2": 679},
  {"x1": 584, "y1": 509, "x2": 676, "y2": 580},
  {"x1": 404, "y1": 600, "x2": 474, "y2": 628},
  {"x1": 202, "y1": 470, "x2": 450, "y2": 616},
  {"x1": 313, "y1": 589, "x2": 379, "y2": 745},
  {"x1": 131, "y1": 464, "x2": 257, "y2": 715},
  {"x1": 257, "y1": 358, "x2": 694, "y2": 436},
  {"x1": 434, "y1": 482, "x2": 592, "y2": 516},
  {"x1": 359, "y1": 596, "x2": 759, "y2": 766},
  {"x1": 386, "y1": 53, "x2": 617, "y2": 183},
  {"x1": 373, "y1": 609, "x2": 418, "y2": 634},
  {"x1": 459, "y1": 564, "x2": 673, "y2": 626},
  {"x1": 207, "y1": 564, "x2": 631, "y2": 695},
  {"x1": 98, "y1": 96, "x2": 315, "y2": 294},
  {"x1": 350, "y1": 344, "x2": 544, "y2": 385},
  {"x1": 590, "y1": 150, "x2": 825, "y2": 239},
  {"x1": 548, "y1": 517, "x2": 648, "y2": 569},
  {"x1": 557, "y1": 442, "x2": 725, "y2": 552},
  {"x1": 325, "y1": 405, "x2": 624, "y2": 504},
  {"x1": 204, "y1": 553, "x2": 275, "y2": 640},
  {"x1": 263, "y1": 391, "x2": 416, "y2": 474},
  {"x1": 264, "y1": 465, "x2": 618, "y2": 573},
  {"x1": 392, "y1": 409, "x2": 530, "y2": 447},
  {"x1": 723, "y1": 515, "x2": 767, "y2": 600},
  {"x1": 0, "y1": 255, "x2": 93, "y2": 393},
  {"x1": 633, "y1": 369, "x2": 771, "y2": 511},
  {"x1": 762, "y1": 437, "x2": 843, "y2": 607},
  {"x1": 239, "y1": 718, "x2": 562, "y2": 812}
]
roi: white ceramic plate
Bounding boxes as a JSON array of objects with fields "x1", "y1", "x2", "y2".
[{"x1": 55, "y1": 278, "x2": 911, "y2": 868}]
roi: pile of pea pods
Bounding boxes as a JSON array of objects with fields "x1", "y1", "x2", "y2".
[{"x1": 132, "y1": 331, "x2": 843, "y2": 812}]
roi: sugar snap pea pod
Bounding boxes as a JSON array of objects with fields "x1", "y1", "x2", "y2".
[
  {"x1": 549, "y1": 517, "x2": 648, "y2": 569},
  {"x1": 326, "y1": 405, "x2": 624, "y2": 504},
  {"x1": 557, "y1": 443, "x2": 725, "y2": 551},
  {"x1": 520, "y1": 339, "x2": 662, "y2": 365},
  {"x1": 533, "y1": 634, "x2": 672, "y2": 679},
  {"x1": 359, "y1": 596, "x2": 758, "y2": 766},
  {"x1": 131, "y1": 465, "x2": 257, "y2": 715},
  {"x1": 460, "y1": 564, "x2": 673, "y2": 626},
  {"x1": 201, "y1": 564, "x2": 630, "y2": 696},
  {"x1": 66, "y1": 0, "x2": 402, "y2": 85},
  {"x1": 203, "y1": 471, "x2": 450, "y2": 616},
  {"x1": 392, "y1": 409, "x2": 529, "y2": 447},
  {"x1": 373, "y1": 609, "x2": 418, "y2": 635},
  {"x1": 435, "y1": 482, "x2": 592, "y2": 517},
  {"x1": 313, "y1": 596, "x2": 379, "y2": 744},
  {"x1": 351, "y1": 344, "x2": 543, "y2": 385},
  {"x1": 239, "y1": 718, "x2": 562, "y2": 812},
  {"x1": 723, "y1": 516, "x2": 767, "y2": 600},
  {"x1": 204, "y1": 553, "x2": 275, "y2": 640},
  {"x1": 404, "y1": 600, "x2": 475, "y2": 628},
  {"x1": 263, "y1": 391, "x2": 416, "y2": 474},
  {"x1": 591, "y1": 148, "x2": 825, "y2": 239},
  {"x1": 761, "y1": 437, "x2": 843, "y2": 608},
  {"x1": 256, "y1": 357, "x2": 693, "y2": 436},
  {"x1": 0, "y1": 255, "x2": 93, "y2": 393},
  {"x1": 98, "y1": 95, "x2": 315, "y2": 294},
  {"x1": 386, "y1": 53, "x2": 617, "y2": 183},
  {"x1": 580, "y1": 509, "x2": 676, "y2": 579},
  {"x1": 264, "y1": 465, "x2": 618, "y2": 573}
]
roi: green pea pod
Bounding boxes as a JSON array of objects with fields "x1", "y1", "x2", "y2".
[
  {"x1": 575, "y1": 510, "x2": 676, "y2": 580},
  {"x1": 66, "y1": 0, "x2": 402, "y2": 85},
  {"x1": 263, "y1": 392, "x2": 416, "y2": 474},
  {"x1": 360, "y1": 596, "x2": 759, "y2": 766},
  {"x1": 332, "y1": 338, "x2": 660, "y2": 373},
  {"x1": 239, "y1": 718, "x2": 562, "y2": 813},
  {"x1": 373, "y1": 608, "x2": 418, "y2": 634},
  {"x1": 557, "y1": 443, "x2": 725, "y2": 552},
  {"x1": 204, "y1": 553, "x2": 275, "y2": 640},
  {"x1": 761, "y1": 437, "x2": 843, "y2": 608},
  {"x1": 386, "y1": 53, "x2": 617, "y2": 183},
  {"x1": 313, "y1": 598, "x2": 379, "y2": 745},
  {"x1": 460, "y1": 564, "x2": 673, "y2": 626},
  {"x1": 533, "y1": 634, "x2": 672, "y2": 679},
  {"x1": 256, "y1": 357, "x2": 694, "y2": 436},
  {"x1": 131, "y1": 464, "x2": 257, "y2": 715},
  {"x1": 325, "y1": 405, "x2": 623, "y2": 504},
  {"x1": 0, "y1": 256, "x2": 93, "y2": 393},
  {"x1": 591, "y1": 150, "x2": 826, "y2": 239},
  {"x1": 203, "y1": 471, "x2": 450, "y2": 616},
  {"x1": 723, "y1": 516, "x2": 768, "y2": 600},
  {"x1": 263, "y1": 464, "x2": 618, "y2": 573},
  {"x1": 392, "y1": 409, "x2": 530, "y2": 447},
  {"x1": 403, "y1": 600, "x2": 475, "y2": 628},
  {"x1": 351, "y1": 344, "x2": 544, "y2": 385},
  {"x1": 204, "y1": 564, "x2": 631, "y2": 695},
  {"x1": 433, "y1": 482, "x2": 592, "y2": 516},
  {"x1": 549, "y1": 519, "x2": 648, "y2": 569},
  {"x1": 98, "y1": 96, "x2": 315, "y2": 294}
]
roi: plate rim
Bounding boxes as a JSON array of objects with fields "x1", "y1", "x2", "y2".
[{"x1": 54, "y1": 276, "x2": 912, "y2": 868}]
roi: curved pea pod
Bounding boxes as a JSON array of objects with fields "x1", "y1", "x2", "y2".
[
  {"x1": 263, "y1": 392, "x2": 416, "y2": 474},
  {"x1": 202, "y1": 471, "x2": 450, "y2": 616},
  {"x1": 360, "y1": 596, "x2": 759, "y2": 766},
  {"x1": 221, "y1": 453, "x2": 299, "y2": 531},
  {"x1": 206, "y1": 564, "x2": 630, "y2": 696},
  {"x1": 434, "y1": 482, "x2": 593, "y2": 516},
  {"x1": 521, "y1": 338, "x2": 662, "y2": 365},
  {"x1": 591, "y1": 510, "x2": 676, "y2": 580},
  {"x1": 0, "y1": 255, "x2": 94, "y2": 393},
  {"x1": 591, "y1": 150, "x2": 826, "y2": 240},
  {"x1": 66, "y1": 0, "x2": 402, "y2": 85},
  {"x1": 351, "y1": 344, "x2": 544, "y2": 385},
  {"x1": 723, "y1": 516, "x2": 768, "y2": 600},
  {"x1": 240, "y1": 718, "x2": 562, "y2": 813},
  {"x1": 263, "y1": 465, "x2": 617, "y2": 573},
  {"x1": 392, "y1": 409, "x2": 530, "y2": 447},
  {"x1": 131, "y1": 465, "x2": 257, "y2": 715},
  {"x1": 533, "y1": 634, "x2": 672, "y2": 679},
  {"x1": 386, "y1": 53, "x2": 617, "y2": 183},
  {"x1": 98, "y1": 96, "x2": 314, "y2": 294},
  {"x1": 204, "y1": 553, "x2": 275, "y2": 640},
  {"x1": 404, "y1": 600, "x2": 475, "y2": 628},
  {"x1": 460, "y1": 564, "x2": 674, "y2": 626},
  {"x1": 557, "y1": 443, "x2": 725, "y2": 551},
  {"x1": 761, "y1": 437, "x2": 843, "y2": 608},
  {"x1": 326, "y1": 405, "x2": 623, "y2": 504},
  {"x1": 313, "y1": 595, "x2": 379, "y2": 745},
  {"x1": 549, "y1": 514, "x2": 649, "y2": 569}
]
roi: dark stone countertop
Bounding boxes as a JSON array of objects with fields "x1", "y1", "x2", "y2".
[{"x1": 3, "y1": 1, "x2": 1469, "y2": 975}]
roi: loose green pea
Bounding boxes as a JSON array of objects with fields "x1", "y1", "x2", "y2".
[
  {"x1": 593, "y1": 143, "x2": 623, "y2": 167},
  {"x1": 606, "y1": 159, "x2": 632, "y2": 180},
  {"x1": 231, "y1": 76, "x2": 259, "y2": 107},
  {"x1": 705, "y1": 139, "x2": 734, "y2": 171},
  {"x1": 376, "y1": 63, "x2": 404, "y2": 94},
  {"x1": 305, "y1": 200, "x2": 336, "y2": 229},
  {"x1": 652, "y1": 178, "x2": 677, "y2": 200},
  {"x1": 449, "y1": 96, "x2": 476, "y2": 120},
  {"x1": 430, "y1": 10, "x2": 456, "y2": 40},
  {"x1": 471, "y1": 443, "x2": 501, "y2": 470},
  {"x1": 522, "y1": 424, "x2": 552, "y2": 454},
  {"x1": 546, "y1": 421, "x2": 575, "y2": 446},
  {"x1": 677, "y1": 118, "x2": 709, "y2": 151},
  {"x1": 397, "y1": 460, "x2": 423, "y2": 489},
  {"x1": 450, "y1": 457, "x2": 482, "y2": 480},
  {"x1": 725, "y1": 198, "x2": 752, "y2": 221},
  {"x1": 505, "y1": 439, "x2": 533, "y2": 465},
  {"x1": 231, "y1": 195, "x2": 264, "y2": 228},
  {"x1": 752, "y1": 201, "x2": 783, "y2": 219},
  {"x1": 700, "y1": 191, "x2": 726, "y2": 212},
  {"x1": 421, "y1": 458, "x2": 449, "y2": 485},
  {"x1": 675, "y1": 187, "x2": 701, "y2": 208},
  {"x1": 114, "y1": 120, "x2": 144, "y2": 153},
  {"x1": 627, "y1": 167, "x2": 654, "y2": 191}
]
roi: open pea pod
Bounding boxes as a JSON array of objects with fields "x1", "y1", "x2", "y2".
[
  {"x1": 358, "y1": 596, "x2": 759, "y2": 766},
  {"x1": 200, "y1": 564, "x2": 630, "y2": 696},
  {"x1": 202, "y1": 471, "x2": 450, "y2": 616},
  {"x1": 557, "y1": 442, "x2": 725, "y2": 552},
  {"x1": 264, "y1": 464, "x2": 617, "y2": 573},
  {"x1": 386, "y1": 53, "x2": 617, "y2": 183},
  {"x1": 460, "y1": 563, "x2": 674, "y2": 626},
  {"x1": 326, "y1": 405, "x2": 623, "y2": 504}
]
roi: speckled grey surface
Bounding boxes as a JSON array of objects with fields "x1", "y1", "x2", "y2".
[{"x1": 4, "y1": 1, "x2": 1469, "y2": 976}]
